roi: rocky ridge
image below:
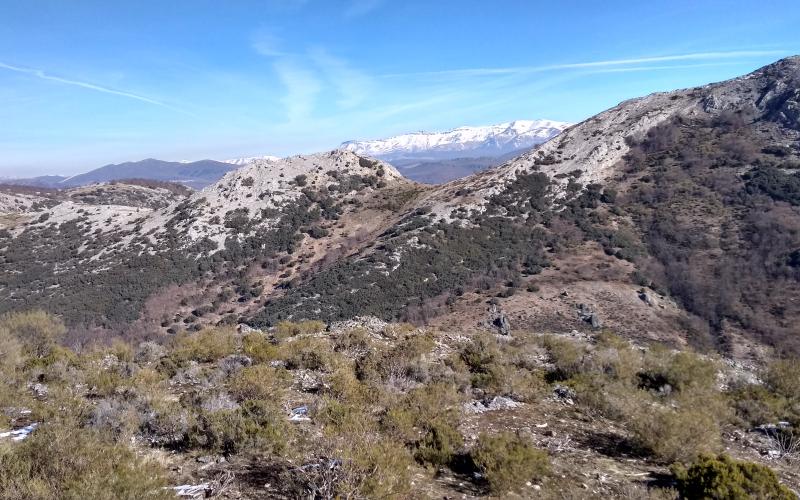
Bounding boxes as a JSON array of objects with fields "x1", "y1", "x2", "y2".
[{"x1": 422, "y1": 56, "x2": 800, "y2": 219}]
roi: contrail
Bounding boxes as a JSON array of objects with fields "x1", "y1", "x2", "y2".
[
  {"x1": 380, "y1": 50, "x2": 788, "y2": 78},
  {"x1": 0, "y1": 61, "x2": 192, "y2": 115}
]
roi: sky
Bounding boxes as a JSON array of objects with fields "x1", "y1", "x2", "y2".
[{"x1": 1, "y1": 0, "x2": 799, "y2": 177}]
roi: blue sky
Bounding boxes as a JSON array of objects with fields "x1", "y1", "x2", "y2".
[{"x1": 1, "y1": 0, "x2": 798, "y2": 176}]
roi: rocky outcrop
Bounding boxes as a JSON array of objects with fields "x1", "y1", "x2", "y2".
[
  {"x1": 485, "y1": 304, "x2": 512, "y2": 335},
  {"x1": 577, "y1": 303, "x2": 602, "y2": 329}
]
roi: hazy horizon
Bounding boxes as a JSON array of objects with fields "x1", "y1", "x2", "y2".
[{"x1": 1, "y1": 0, "x2": 799, "y2": 177}]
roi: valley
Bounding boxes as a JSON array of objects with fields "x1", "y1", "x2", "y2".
[{"x1": 1, "y1": 56, "x2": 799, "y2": 499}]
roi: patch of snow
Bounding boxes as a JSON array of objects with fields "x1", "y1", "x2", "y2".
[
  {"x1": 170, "y1": 483, "x2": 212, "y2": 498},
  {"x1": 289, "y1": 405, "x2": 311, "y2": 422},
  {"x1": 0, "y1": 423, "x2": 38, "y2": 441}
]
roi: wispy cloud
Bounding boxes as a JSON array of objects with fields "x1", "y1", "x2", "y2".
[
  {"x1": 585, "y1": 61, "x2": 743, "y2": 74},
  {"x1": 251, "y1": 31, "x2": 288, "y2": 57},
  {"x1": 381, "y1": 50, "x2": 787, "y2": 78},
  {"x1": 253, "y1": 33, "x2": 375, "y2": 122},
  {"x1": 0, "y1": 61, "x2": 189, "y2": 114},
  {"x1": 272, "y1": 59, "x2": 322, "y2": 123},
  {"x1": 344, "y1": 0, "x2": 384, "y2": 18},
  {"x1": 309, "y1": 48, "x2": 373, "y2": 108}
]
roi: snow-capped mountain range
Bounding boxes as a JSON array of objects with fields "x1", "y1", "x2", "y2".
[
  {"x1": 340, "y1": 119, "x2": 571, "y2": 161},
  {"x1": 2, "y1": 121, "x2": 569, "y2": 190},
  {"x1": 223, "y1": 155, "x2": 281, "y2": 166}
]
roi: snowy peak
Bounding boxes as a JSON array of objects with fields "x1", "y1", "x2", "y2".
[
  {"x1": 223, "y1": 155, "x2": 282, "y2": 166},
  {"x1": 340, "y1": 119, "x2": 571, "y2": 160}
]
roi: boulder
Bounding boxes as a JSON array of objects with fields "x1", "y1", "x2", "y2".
[
  {"x1": 463, "y1": 396, "x2": 524, "y2": 414},
  {"x1": 217, "y1": 354, "x2": 252, "y2": 376},
  {"x1": 295, "y1": 369, "x2": 323, "y2": 392},
  {"x1": 576, "y1": 303, "x2": 602, "y2": 329},
  {"x1": 485, "y1": 304, "x2": 512, "y2": 335}
]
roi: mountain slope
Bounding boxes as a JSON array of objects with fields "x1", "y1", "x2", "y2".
[
  {"x1": 341, "y1": 119, "x2": 570, "y2": 161},
  {"x1": 1, "y1": 57, "x2": 799, "y2": 357},
  {"x1": 251, "y1": 56, "x2": 800, "y2": 354},
  {"x1": 423, "y1": 56, "x2": 800, "y2": 216},
  {"x1": 0, "y1": 150, "x2": 417, "y2": 327},
  {"x1": 3, "y1": 57, "x2": 800, "y2": 500},
  {"x1": 57, "y1": 159, "x2": 238, "y2": 189}
]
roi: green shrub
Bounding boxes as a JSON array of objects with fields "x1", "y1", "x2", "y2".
[
  {"x1": 344, "y1": 436, "x2": 414, "y2": 499},
  {"x1": 172, "y1": 327, "x2": 237, "y2": 362},
  {"x1": 379, "y1": 382, "x2": 463, "y2": 449},
  {"x1": 414, "y1": 419, "x2": 463, "y2": 467},
  {"x1": 0, "y1": 310, "x2": 66, "y2": 358},
  {"x1": 459, "y1": 335, "x2": 509, "y2": 393},
  {"x1": 639, "y1": 348, "x2": 718, "y2": 394},
  {"x1": 325, "y1": 366, "x2": 373, "y2": 404},
  {"x1": 140, "y1": 399, "x2": 193, "y2": 448},
  {"x1": 764, "y1": 358, "x2": 800, "y2": 400},
  {"x1": 0, "y1": 424, "x2": 171, "y2": 500},
  {"x1": 399, "y1": 383, "x2": 462, "y2": 428},
  {"x1": 460, "y1": 335, "x2": 499, "y2": 373},
  {"x1": 83, "y1": 360, "x2": 133, "y2": 398},
  {"x1": 315, "y1": 398, "x2": 375, "y2": 436},
  {"x1": 274, "y1": 320, "x2": 325, "y2": 340},
  {"x1": 471, "y1": 432, "x2": 549, "y2": 493},
  {"x1": 333, "y1": 327, "x2": 371, "y2": 354},
  {"x1": 590, "y1": 331, "x2": 642, "y2": 383},
  {"x1": 242, "y1": 332, "x2": 279, "y2": 363},
  {"x1": 502, "y1": 366, "x2": 548, "y2": 402},
  {"x1": 728, "y1": 383, "x2": 787, "y2": 427},
  {"x1": 0, "y1": 326, "x2": 23, "y2": 379},
  {"x1": 728, "y1": 358, "x2": 800, "y2": 428},
  {"x1": 228, "y1": 364, "x2": 290, "y2": 401},
  {"x1": 189, "y1": 399, "x2": 289, "y2": 455},
  {"x1": 567, "y1": 374, "x2": 641, "y2": 419},
  {"x1": 381, "y1": 406, "x2": 418, "y2": 443},
  {"x1": 630, "y1": 404, "x2": 720, "y2": 463},
  {"x1": 541, "y1": 335, "x2": 586, "y2": 380},
  {"x1": 281, "y1": 337, "x2": 333, "y2": 371},
  {"x1": 672, "y1": 454, "x2": 795, "y2": 500},
  {"x1": 357, "y1": 332, "x2": 434, "y2": 386}
]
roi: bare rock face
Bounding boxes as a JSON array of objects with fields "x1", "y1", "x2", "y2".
[
  {"x1": 753, "y1": 56, "x2": 800, "y2": 129},
  {"x1": 329, "y1": 316, "x2": 390, "y2": 335},
  {"x1": 577, "y1": 303, "x2": 602, "y2": 329},
  {"x1": 485, "y1": 304, "x2": 511, "y2": 335},
  {"x1": 765, "y1": 87, "x2": 800, "y2": 129}
]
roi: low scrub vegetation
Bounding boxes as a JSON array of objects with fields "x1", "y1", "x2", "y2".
[
  {"x1": 618, "y1": 116, "x2": 800, "y2": 353},
  {"x1": 0, "y1": 310, "x2": 795, "y2": 497},
  {"x1": 672, "y1": 454, "x2": 796, "y2": 499},
  {"x1": 471, "y1": 431, "x2": 550, "y2": 493}
]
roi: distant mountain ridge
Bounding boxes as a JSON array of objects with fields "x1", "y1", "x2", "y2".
[
  {"x1": 0, "y1": 175, "x2": 69, "y2": 188},
  {"x1": 340, "y1": 119, "x2": 570, "y2": 161},
  {"x1": 57, "y1": 159, "x2": 238, "y2": 190},
  {"x1": 3, "y1": 121, "x2": 567, "y2": 189},
  {"x1": 5, "y1": 159, "x2": 238, "y2": 190}
]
